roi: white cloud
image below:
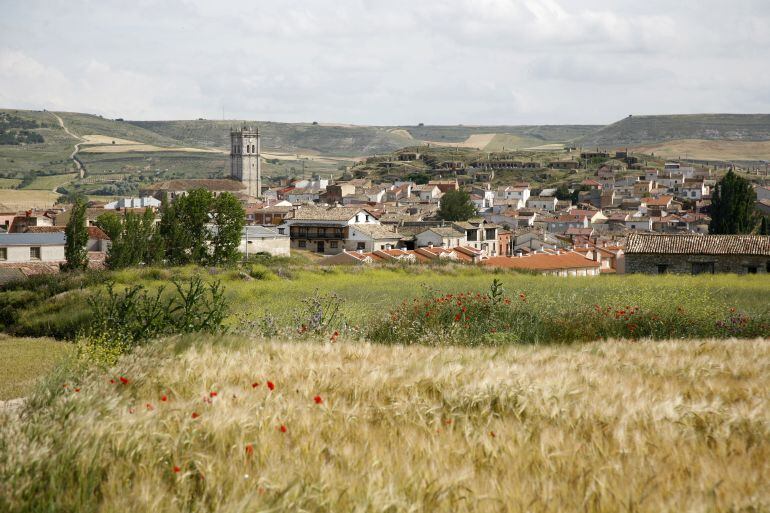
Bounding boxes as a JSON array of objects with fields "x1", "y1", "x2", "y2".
[{"x1": 0, "y1": 0, "x2": 769, "y2": 124}]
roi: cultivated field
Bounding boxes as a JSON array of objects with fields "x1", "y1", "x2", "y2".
[
  {"x1": 79, "y1": 134, "x2": 223, "y2": 154},
  {"x1": 0, "y1": 189, "x2": 60, "y2": 209},
  {"x1": 21, "y1": 173, "x2": 76, "y2": 190},
  {"x1": 634, "y1": 138, "x2": 770, "y2": 161},
  {"x1": 1, "y1": 336, "x2": 768, "y2": 512}
]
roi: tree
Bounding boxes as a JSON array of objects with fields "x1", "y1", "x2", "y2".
[
  {"x1": 159, "y1": 190, "x2": 212, "y2": 265},
  {"x1": 209, "y1": 192, "x2": 245, "y2": 265},
  {"x1": 554, "y1": 184, "x2": 571, "y2": 201},
  {"x1": 437, "y1": 189, "x2": 476, "y2": 222},
  {"x1": 759, "y1": 216, "x2": 770, "y2": 236},
  {"x1": 709, "y1": 169, "x2": 757, "y2": 234},
  {"x1": 63, "y1": 199, "x2": 89, "y2": 271},
  {"x1": 96, "y1": 208, "x2": 163, "y2": 269}
]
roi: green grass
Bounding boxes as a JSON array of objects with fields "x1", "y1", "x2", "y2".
[
  {"x1": 5, "y1": 265, "x2": 769, "y2": 341},
  {"x1": 21, "y1": 173, "x2": 76, "y2": 190},
  {"x1": 0, "y1": 336, "x2": 73, "y2": 400},
  {"x1": 0, "y1": 178, "x2": 21, "y2": 189}
]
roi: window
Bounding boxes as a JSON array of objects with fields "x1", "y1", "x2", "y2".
[
  {"x1": 0, "y1": 248, "x2": 6, "y2": 260},
  {"x1": 298, "y1": 240, "x2": 306, "y2": 248},
  {"x1": 747, "y1": 266, "x2": 758, "y2": 274},
  {"x1": 30, "y1": 247, "x2": 41, "y2": 260},
  {"x1": 330, "y1": 241, "x2": 338, "y2": 249},
  {"x1": 656, "y1": 264, "x2": 668, "y2": 274},
  {"x1": 357, "y1": 242, "x2": 366, "y2": 250}
]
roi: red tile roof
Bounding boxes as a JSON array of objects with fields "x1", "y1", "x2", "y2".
[{"x1": 482, "y1": 252, "x2": 600, "y2": 271}]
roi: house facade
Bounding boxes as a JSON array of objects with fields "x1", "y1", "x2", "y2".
[
  {"x1": 625, "y1": 233, "x2": 770, "y2": 275},
  {"x1": 0, "y1": 233, "x2": 66, "y2": 263}
]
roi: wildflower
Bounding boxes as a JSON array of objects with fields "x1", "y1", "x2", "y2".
[
  {"x1": 74, "y1": 388, "x2": 81, "y2": 393},
  {"x1": 245, "y1": 444, "x2": 254, "y2": 456},
  {"x1": 109, "y1": 379, "x2": 115, "y2": 384},
  {"x1": 173, "y1": 465, "x2": 181, "y2": 473},
  {"x1": 330, "y1": 330, "x2": 339, "y2": 342},
  {"x1": 425, "y1": 312, "x2": 430, "y2": 318},
  {"x1": 454, "y1": 313, "x2": 461, "y2": 322},
  {"x1": 161, "y1": 395, "x2": 168, "y2": 402},
  {"x1": 519, "y1": 293, "x2": 526, "y2": 301},
  {"x1": 210, "y1": 391, "x2": 218, "y2": 398},
  {"x1": 128, "y1": 408, "x2": 135, "y2": 414},
  {"x1": 314, "y1": 395, "x2": 323, "y2": 405},
  {"x1": 279, "y1": 424, "x2": 287, "y2": 433},
  {"x1": 462, "y1": 306, "x2": 467, "y2": 312},
  {"x1": 62, "y1": 384, "x2": 68, "y2": 388},
  {"x1": 146, "y1": 403, "x2": 154, "y2": 411},
  {"x1": 119, "y1": 376, "x2": 129, "y2": 385},
  {"x1": 267, "y1": 381, "x2": 275, "y2": 391},
  {"x1": 489, "y1": 431, "x2": 496, "y2": 438},
  {"x1": 251, "y1": 382, "x2": 260, "y2": 388},
  {"x1": 191, "y1": 412, "x2": 200, "y2": 419}
]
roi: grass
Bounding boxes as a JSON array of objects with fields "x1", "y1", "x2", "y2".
[
  {"x1": 1, "y1": 336, "x2": 768, "y2": 511},
  {"x1": 0, "y1": 178, "x2": 21, "y2": 189},
  {"x1": 0, "y1": 336, "x2": 74, "y2": 400},
  {"x1": 5, "y1": 266, "x2": 770, "y2": 342},
  {"x1": 21, "y1": 173, "x2": 76, "y2": 190}
]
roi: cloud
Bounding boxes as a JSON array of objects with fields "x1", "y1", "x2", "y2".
[{"x1": 0, "y1": 0, "x2": 769, "y2": 124}]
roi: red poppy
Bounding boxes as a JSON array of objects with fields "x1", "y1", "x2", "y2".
[
  {"x1": 245, "y1": 444, "x2": 254, "y2": 456},
  {"x1": 209, "y1": 391, "x2": 217, "y2": 398},
  {"x1": 251, "y1": 382, "x2": 260, "y2": 388},
  {"x1": 314, "y1": 395, "x2": 323, "y2": 404},
  {"x1": 146, "y1": 403, "x2": 154, "y2": 411},
  {"x1": 109, "y1": 379, "x2": 115, "y2": 384},
  {"x1": 74, "y1": 388, "x2": 80, "y2": 393},
  {"x1": 191, "y1": 412, "x2": 200, "y2": 419},
  {"x1": 267, "y1": 381, "x2": 275, "y2": 391},
  {"x1": 128, "y1": 408, "x2": 135, "y2": 414},
  {"x1": 173, "y1": 465, "x2": 181, "y2": 473},
  {"x1": 454, "y1": 313, "x2": 461, "y2": 322},
  {"x1": 119, "y1": 377, "x2": 129, "y2": 385},
  {"x1": 161, "y1": 395, "x2": 168, "y2": 402},
  {"x1": 279, "y1": 424, "x2": 287, "y2": 433}
]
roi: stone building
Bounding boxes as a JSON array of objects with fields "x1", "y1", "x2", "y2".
[
  {"x1": 625, "y1": 233, "x2": 770, "y2": 275},
  {"x1": 231, "y1": 127, "x2": 261, "y2": 198}
]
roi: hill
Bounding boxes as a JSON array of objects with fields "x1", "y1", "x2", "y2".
[{"x1": 577, "y1": 114, "x2": 770, "y2": 149}]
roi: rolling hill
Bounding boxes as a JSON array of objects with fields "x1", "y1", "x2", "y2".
[{"x1": 577, "y1": 114, "x2": 770, "y2": 148}]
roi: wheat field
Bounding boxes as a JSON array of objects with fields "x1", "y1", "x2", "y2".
[{"x1": 1, "y1": 336, "x2": 768, "y2": 512}]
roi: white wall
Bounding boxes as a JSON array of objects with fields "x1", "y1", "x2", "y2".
[{"x1": 0, "y1": 245, "x2": 65, "y2": 263}]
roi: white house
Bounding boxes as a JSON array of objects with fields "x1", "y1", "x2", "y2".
[
  {"x1": 526, "y1": 196, "x2": 558, "y2": 211},
  {"x1": 104, "y1": 197, "x2": 161, "y2": 210},
  {"x1": 0, "y1": 233, "x2": 66, "y2": 263},
  {"x1": 414, "y1": 227, "x2": 467, "y2": 249},
  {"x1": 240, "y1": 226, "x2": 290, "y2": 257},
  {"x1": 495, "y1": 185, "x2": 530, "y2": 209}
]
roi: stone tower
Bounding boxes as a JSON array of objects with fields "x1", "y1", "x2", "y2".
[{"x1": 230, "y1": 127, "x2": 261, "y2": 198}]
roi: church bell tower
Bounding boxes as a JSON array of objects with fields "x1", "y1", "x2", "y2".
[{"x1": 230, "y1": 127, "x2": 261, "y2": 198}]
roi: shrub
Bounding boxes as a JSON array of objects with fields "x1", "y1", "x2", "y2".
[{"x1": 81, "y1": 276, "x2": 229, "y2": 358}]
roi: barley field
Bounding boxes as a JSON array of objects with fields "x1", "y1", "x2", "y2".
[{"x1": 1, "y1": 336, "x2": 768, "y2": 512}]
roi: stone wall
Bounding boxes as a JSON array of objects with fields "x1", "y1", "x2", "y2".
[{"x1": 625, "y1": 253, "x2": 770, "y2": 274}]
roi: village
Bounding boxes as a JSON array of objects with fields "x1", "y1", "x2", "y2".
[{"x1": 1, "y1": 126, "x2": 769, "y2": 281}]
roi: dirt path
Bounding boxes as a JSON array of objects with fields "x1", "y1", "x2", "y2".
[{"x1": 50, "y1": 112, "x2": 85, "y2": 179}]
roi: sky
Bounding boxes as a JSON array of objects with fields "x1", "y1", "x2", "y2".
[{"x1": 1, "y1": 0, "x2": 769, "y2": 125}]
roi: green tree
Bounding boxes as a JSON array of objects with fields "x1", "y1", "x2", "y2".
[
  {"x1": 63, "y1": 199, "x2": 89, "y2": 271},
  {"x1": 159, "y1": 190, "x2": 213, "y2": 265},
  {"x1": 437, "y1": 189, "x2": 476, "y2": 222},
  {"x1": 210, "y1": 192, "x2": 245, "y2": 265},
  {"x1": 759, "y1": 216, "x2": 770, "y2": 236},
  {"x1": 96, "y1": 208, "x2": 162, "y2": 269},
  {"x1": 709, "y1": 169, "x2": 757, "y2": 234},
  {"x1": 554, "y1": 184, "x2": 571, "y2": 201}
]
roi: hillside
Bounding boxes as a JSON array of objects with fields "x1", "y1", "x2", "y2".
[{"x1": 578, "y1": 114, "x2": 770, "y2": 148}]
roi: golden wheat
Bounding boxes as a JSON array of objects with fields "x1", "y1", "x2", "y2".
[{"x1": 2, "y1": 337, "x2": 769, "y2": 512}]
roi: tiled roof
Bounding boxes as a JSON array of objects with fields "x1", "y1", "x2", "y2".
[
  {"x1": 0, "y1": 233, "x2": 66, "y2": 246},
  {"x1": 421, "y1": 227, "x2": 465, "y2": 238},
  {"x1": 143, "y1": 179, "x2": 246, "y2": 192},
  {"x1": 288, "y1": 206, "x2": 371, "y2": 221},
  {"x1": 349, "y1": 224, "x2": 402, "y2": 240},
  {"x1": 626, "y1": 233, "x2": 770, "y2": 256},
  {"x1": 483, "y1": 252, "x2": 601, "y2": 271}
]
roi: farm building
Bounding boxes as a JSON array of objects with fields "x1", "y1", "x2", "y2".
[{"x1": 625, "y1": 233, "x2": 770, "y2": 275}]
